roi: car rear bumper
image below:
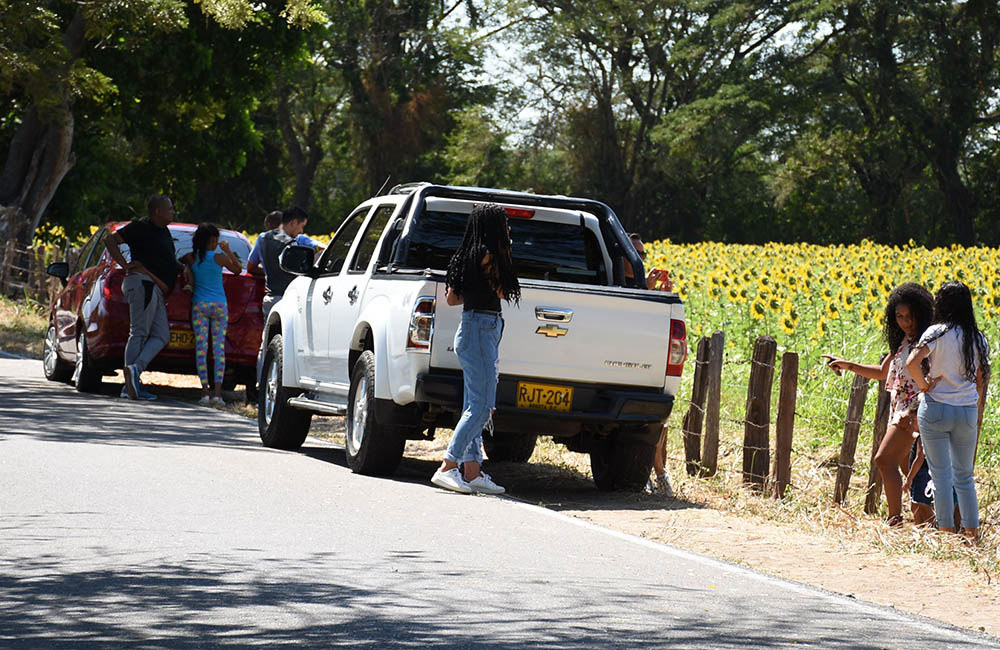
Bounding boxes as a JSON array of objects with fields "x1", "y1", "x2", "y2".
[{"x1": 415, "y1": 369, "x2": 673, "y2": 437}]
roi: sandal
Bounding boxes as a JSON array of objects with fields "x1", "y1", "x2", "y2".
[{"x1": 885, "y1": 514, "x2": 904, "y2": 528}]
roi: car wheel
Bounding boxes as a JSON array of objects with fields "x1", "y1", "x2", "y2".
[
  {"x1": 73, "y1": 330, "x2": 103, "y2": 393},
  {"x1": 590, "y1": 433, "x2": 655, "y2": 492},
  {"x1": 345, "y1": 350, "x2": 406, "y2": 475},
  {"x1": 43, "y1": 324, "x2": 74, "y2": 383},
  {"x1": 484, "y1": 433, "x2": 538, "y2": 463},
  {"x1": 258, "y1": 334, "x2": 311, "y2": 450}
]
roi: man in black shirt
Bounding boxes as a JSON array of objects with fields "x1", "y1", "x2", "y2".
[{"x1": 104, "y1": 195, "x2": 180, "y2": 400}]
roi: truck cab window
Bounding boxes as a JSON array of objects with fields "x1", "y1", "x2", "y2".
[
  {"x1": 402, "y1": 210, "x2": 607, "y2": 285},
  {"x1": 318, "y1": 207, "x2": 369, "y2": 275},
  {"x1": 349, "y1": 205, "x2": 395, "y2": 273}
]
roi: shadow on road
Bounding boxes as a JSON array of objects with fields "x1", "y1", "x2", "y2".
[
  {"x1": 298, "y1": 442, "x2": 705, "y2": 515},
  {"x1": 0, "y1": 376, "x2": 265, "y2": 452},
  {"x1": 0, "y1": 551, "x2": 946, "y2": 649}
]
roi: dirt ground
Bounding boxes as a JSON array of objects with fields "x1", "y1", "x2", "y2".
[{"x1": 125, "y1": 372, "x2": 1000, "y2": 638}]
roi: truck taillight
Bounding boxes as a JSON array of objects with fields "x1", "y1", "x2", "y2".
[
  {"x1": 407, "y1": 296, "x2": 436, "y2": 351},
  {"x1": 666, "y1": 319, "x2": 687, "y2": 376}
]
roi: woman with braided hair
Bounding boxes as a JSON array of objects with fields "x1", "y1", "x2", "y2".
[
  {"x1": 431, "y1": 203, "x2": 520, "y2": 495},
  {"x1": 906, "y1": 281, "x2": 990, "y2": 543}
]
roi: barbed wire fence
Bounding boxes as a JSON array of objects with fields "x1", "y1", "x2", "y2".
[
  {"x1": 0, "y1": 240, "x2": 79, "y2": 305},
  {"x1": 673, "y1": 330, "x2": 1000, "y2": 522}
]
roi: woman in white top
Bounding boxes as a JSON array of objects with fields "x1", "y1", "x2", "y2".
[
  {"x1": 822, "y1": 283, "x2": 934, "y2": 526},
  {"x1": 906, "y1": 281, "x2": 990, "y2": 543}
]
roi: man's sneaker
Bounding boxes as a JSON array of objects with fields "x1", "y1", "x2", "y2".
[
  {"x1": 123, "y1": 364, "x2": 140, "y2": 400},
  {"x1": 210, "y1": 396, "x2": 225, "y2": 406},
  {"x1": 199, "y1": 395, "x2": 212, "y2": 405},
  {"x1": 431, "y1": 468, "x2": 472, "y2": 494},
  {"x1": 467, "y1": 472, "x2": 505, "y2": 495}
]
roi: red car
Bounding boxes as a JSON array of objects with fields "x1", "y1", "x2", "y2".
[{"x1": 43, "y1": 222, "x2": 265, "y2": 398}]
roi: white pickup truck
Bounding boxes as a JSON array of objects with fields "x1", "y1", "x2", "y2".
[{"x1": 258, "y1": 183, "x2": 687, "y2": 490}]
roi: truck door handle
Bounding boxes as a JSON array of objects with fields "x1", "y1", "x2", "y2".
[
  {"x1": 535, "y1": 307, "x2": 573, "y2": 323},
  {"x1": 347, "y1": 286, "x2": 359, "y2": 305},
  {"x1": 322, "y1": 287, "x2": 333, "y2": 304}
]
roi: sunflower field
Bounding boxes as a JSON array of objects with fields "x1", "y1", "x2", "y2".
[{"x1": 645, "y1": 239, "x2": 1000, "y2": 507}]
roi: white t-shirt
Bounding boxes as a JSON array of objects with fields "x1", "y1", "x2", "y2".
[{"x1": 919, "y1": 324, "x2": 985, "y2": 407}]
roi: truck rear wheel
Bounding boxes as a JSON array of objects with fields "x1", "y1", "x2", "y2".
[
  {"x1": 346, "y1": 350, "x2": 406, "y2": 475},
  {"x1": 590, "y1": 433, "x2": 655, "y2": 492},
  {"x1": 484, "y1": 433, "x2": 538, "y2": 463},
  {"x1": 258, "y1": 335, "x2": 312, "y2": 450}
]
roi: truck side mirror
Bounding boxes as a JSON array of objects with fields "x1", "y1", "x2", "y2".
[
  {"x1": 278, "y1": 245, "x2": 316, "y2": 276},
  {"x1": 46, "y1": 262, "x2": 70, "y2": 285}
]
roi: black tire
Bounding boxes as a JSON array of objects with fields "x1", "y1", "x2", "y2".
[
  {"x1": 590, "y1": 433, "x2": 655, "y2": 492},
  {"x1": 484, "y1": 433, "x2": 538, "y2": 463},
  {"x1": 345, "y1": 350, "x2": 406, "y2": 475},
  {"x1": 74, "y1": 330, "x2": 103, "y2": 393},
  {"x1": 258, "y1": 334, "x2": 312, "y2": 450},
  {"x1": 43, "y1": 324, "x2": 74, "y2": 383}
]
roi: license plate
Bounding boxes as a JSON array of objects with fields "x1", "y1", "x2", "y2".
[
  {"x1": 168, "y1": 329, "x2": 196, "y2": 349},
  {"x1": 516, "y1": 381, "x2": 573, "y2": 412}
]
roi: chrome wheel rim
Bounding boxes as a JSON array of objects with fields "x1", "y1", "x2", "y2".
[
  {"x1": 349, "y1": 373, "x2": 368, "y2": 455},
  {"x1": 264, "y1": 359, "x2": 278, "y2": 425},
  {"x1": 43, "y1": 326, "x2": 59, "y2": 376}
]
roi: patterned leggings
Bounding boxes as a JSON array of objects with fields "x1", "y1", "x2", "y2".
[{"x1": 192, "y1": 301, "x2": 228, "y2": 388}]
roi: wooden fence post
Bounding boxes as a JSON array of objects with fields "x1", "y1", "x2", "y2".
[
  {"x1": 0, "y1": 239, "x2": 14, "y2": 296},
  {"x1": 770, "y1": 351, "x2": 798, "y2": 499},
  {"x1": 700, "y1": 330, "x2": 725, "y2": 477},
  {"x1": 743, "y1": 335, "x2": 777, "y2": 489},
  {"x1": 834, "y1": 373, "x2": 870, "y2": 504},
  {"x1": 863, "y1": 381, "x2": 891, "y2": 515},
  {"x1": 682, "y1": 337, "x2": 711, "y2": 475}
]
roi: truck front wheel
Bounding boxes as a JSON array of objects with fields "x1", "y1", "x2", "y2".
[
  {"x1": 346, "y1": 351, "x2": 406, "y2": 475},
  {"x1": 590, "y1": 433, "x2": 655, "y2": 492},
  {"x1": 258, "y1": 335, "x2": 312, "y2": 450}
]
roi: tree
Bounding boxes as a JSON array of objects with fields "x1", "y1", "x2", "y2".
[
  {"x1": 0, "y1": 0, "x2": 322, "y2": 249},
  {"x1": 511, "y1": 1, "x2": 803, "y2": 240}
]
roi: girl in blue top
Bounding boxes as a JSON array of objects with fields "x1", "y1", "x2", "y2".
[{"x1": 182, "y1": 224, "x2": 242, "y2": 405}]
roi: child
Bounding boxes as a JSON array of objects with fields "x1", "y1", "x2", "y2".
[{"x1": 181, "y1": 223, "x2": 242, "y2": 406}]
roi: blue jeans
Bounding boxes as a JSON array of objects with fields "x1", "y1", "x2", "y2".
[
  {"x1": 446, "y1": 311, "x2": 502, "y2": 465},
  {"x1": 917, "y1": 397, "x2": 979, "y2": 529}
]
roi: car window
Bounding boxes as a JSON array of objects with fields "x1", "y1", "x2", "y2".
[
  {"x1": 402, "y1": 210, "x2": 608, "y2": 285},
  {"x1": 87, "y1": 231, "x2": 108, "y2": 268},
  {"x1": 173, "y1": 231, "x2": 250, "y2": 270},
  {"x1": 349, "y1": 205, "x2": 395, "y2": 273},
  {"x1": 318, "y1": 207, "x2": 369, "y2": 275},
  {"x1": 74, "y1": 229, "x2": 103, "y2": 273},
  {"x1": 116, "y1": 229, "x2": 250, "y2": 270}
]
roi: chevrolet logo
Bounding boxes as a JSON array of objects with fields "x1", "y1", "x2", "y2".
[{"x1": 535, "y1": 324, "x2": 568, "y2": 338}]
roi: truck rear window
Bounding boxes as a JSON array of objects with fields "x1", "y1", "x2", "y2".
[{"x1": 401, "y1": 210, "x2": 607, "y2": 285}]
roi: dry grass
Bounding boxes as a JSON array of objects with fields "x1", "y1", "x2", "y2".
[
  {"x1": 658, "y1": 430, "x2": 1000, "y2": 579},
  {"x1": 0, "y1": 297, "x2": 48, "y2": 359}
]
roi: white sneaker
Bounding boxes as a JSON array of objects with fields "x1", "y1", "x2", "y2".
[
  {"x1": 467, "y1": 472, "x2": 505, "y2": 495},
  {"x1": 199, "y1": 395, "x2": 212, "y2": 405},
  {"x1": 431, "y1": 468, "x2": 472, "y2": 494},
  {"x1": 210, "y1": 396, "x2": 225, "y2": 406}
]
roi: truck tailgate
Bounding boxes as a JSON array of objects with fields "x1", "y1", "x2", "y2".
[{"x1": 431, "y1": 281, "x2": 679, "y2": 388}]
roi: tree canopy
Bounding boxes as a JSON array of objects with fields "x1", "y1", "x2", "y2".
[{"x1": 2, "y1": 0, "x2": 998, "y2": 247}]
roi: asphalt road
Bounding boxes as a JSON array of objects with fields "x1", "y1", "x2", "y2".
[{"x1": 1, "y1": 357, "x2": 997, "y2": 649}]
